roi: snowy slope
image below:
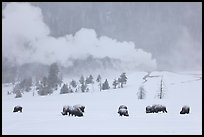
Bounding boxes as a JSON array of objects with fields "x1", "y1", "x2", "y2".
[{"x1": 2, "y1": 71, "x2": 202, "y2": 135}]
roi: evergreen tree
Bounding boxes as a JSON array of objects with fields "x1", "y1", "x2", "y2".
[
  {"x1": 89, "y1": 74, "x2": 94, "y2": 84},
  {"x1": 70, "y1": 80, "x2": 77, "y2": 88},
  {"x1": 102, "y1": 79, "x2": 110, "y2": 90},
  {"x1": 60, "y1": 84, "x2": 69, "y2": 94},
  {"x1": 86, "y1": 74, "x2": 94, "y2": 84},
  {"x1": 79, "y1": 75, "x2": 85, "y2": 85},
  {"x1": 15, "y1": 77, "x2": 33, "y2": 92},
  {"x1": 41, "y1": 76, "x2": 48, "y2": 87},
  {"x1": 15, "y1": 90, "x2": 22, "y2": 98},
  {"x1": 118, "y1": 72, "x2": 128, "y2": 88},
  {"x1": 37, "y1": 76, "x2": 52, "y2": 96},
  {"x1": 81, "y1": 83, "x2": 87, "y2": 92},
  {"x1": 112, "y1": 79, "x2": 118, "y2": 89},
  {"x1": 79, "y1": 75, "x2": 87, "y2": 92},
  {"x1": 37, "y1": 84, "x2": 51, "y2": 96},
  {"x1": 96, "y1": 75, "x2": 101, "y2": 83},
  {"x1": 68, "y1": 86, "x2": 74, "y2": 93},
  {"x1": 118, "y1": 77, "x2": 122, "y2": 88},
  {"x1": 13, "y1": 83, "x2": 21, "y2": 94}
]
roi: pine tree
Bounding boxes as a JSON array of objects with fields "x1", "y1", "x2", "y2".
[
  {"x1": 60, "y1": 84, "x2": 69, "y2": 94},
  {"x1": 118, "y1": 72, "x2": 128, "y2": 88},
  {"x1": 79, "y1": 75, "x2": 85, "y2": 85},
  {"x1": 112, "y1": 79, "x2": 118, "y2": 89},
  {"x1": 85, "y1": 75, "x2": 94, "y2": 84},
  {"x1": 102, "y1": 79, "x2": 110, "y2": 90},
  {"x1": 81, "y1": 83, "x2": 87, "y2": 92},
  {"x1": 37, "y1": 76, "x2": 52, "y2": 96},
  {"x1": 15, "y1": 90, "x2": 22, "y2": 98},
  {"x1": 118, "y1": 77, "x2": 122, "y2": 88},
  {"x1": 96, "y1": 75, "x2": 101, "y2": 83},
  {"x1": 70, "y1": 80, "x2": 77, "y2": 88},
  {"x1": 37, "y1": 84, "x2": 51, "y2": 96}
]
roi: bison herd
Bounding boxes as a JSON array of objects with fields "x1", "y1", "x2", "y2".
[{"x1": 12, "y1": 105, "x2": 190, "y2": 116}]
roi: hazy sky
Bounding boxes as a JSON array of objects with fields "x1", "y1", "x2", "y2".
[{"x1": 2, "y1": 2, "x2": 202, "y2": 71}]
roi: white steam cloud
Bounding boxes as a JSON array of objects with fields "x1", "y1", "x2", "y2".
[{"x1": 3, "y1": 2, "x2": 157, "y2": 71}]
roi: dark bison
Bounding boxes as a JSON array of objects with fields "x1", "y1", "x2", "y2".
[
  {"x1": 61, "y1": 105, "x2": 84, "y2": 117},
  {"x1": 118, "y1": 105, "x2": 129, "y2": 116},
  {"x1": 180, "y1": 106, "x2": 190, "y2": 114},
  {"x1": 13, "y1": 106, "x2": 23, "y2": 112},
  {"x1": 146, "y1": 104, "x2": 167, "y2": 113}
]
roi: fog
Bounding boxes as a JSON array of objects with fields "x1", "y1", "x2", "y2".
[
  {"x1": 32, "y1": 2, "x2": 202, "y2": 71},
  {"x1": 2, "y1": 2, "x2": 202, "y2": 83}
]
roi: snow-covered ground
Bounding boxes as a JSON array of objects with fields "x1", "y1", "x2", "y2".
[{"x1": 2, "y1": 71, "x2": 202, "y2": 135}]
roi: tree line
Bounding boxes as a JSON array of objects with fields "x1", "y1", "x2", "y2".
[{"x1": 11, "y1": 62, "x2": 128, "y2": 98}]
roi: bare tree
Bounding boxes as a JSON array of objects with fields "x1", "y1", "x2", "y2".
[
  {"x1": 157, "y1": 77, "x2": 165, "y2": 99},
  {"x1": 137, "y1": 85, "x2": 146, "y2": 99}
]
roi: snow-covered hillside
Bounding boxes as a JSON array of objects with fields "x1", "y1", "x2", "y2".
[{"x1": 2, "y1": 71, "x2": 202, "y2": 135}]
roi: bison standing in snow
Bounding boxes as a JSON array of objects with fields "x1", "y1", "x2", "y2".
[
  {"x1": 13, "y1": 106, "x2": 23, "y2": 113},
  {"x1": 61, "y1": 104, "x2": 85, "y2": 117},
  {"x1": 118, "y1": 105, "x2": 129, "y2": 116},
  {"x1": 146, "y1": 104, "x2": 167, "y2": 113},
  {"x1": 180, "y1": 106, "x2": 190, "y2": 114}
]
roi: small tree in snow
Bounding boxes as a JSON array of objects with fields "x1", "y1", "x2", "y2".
[
  {"x1": 118, "y1": 72, "x2": 128, "y2": 88},
  {"x1": 157, "y1": 77, "x2": 166, "y2": 99},
  {"x1": 137, "y1": 86, "x2": 146, "y2": 99},
  {"x1": 81, "y1": 83, "x2": 87, "y2": 92},
  {"x1": 15, "y1": 90, "x2": 22, "y2": 98},
  {"x1": 37, "y1": 76, "x2": 52, "y2": 96},
  {"x1": 85, "y1": 75, "x2": 94, "y2": 84},
  {"x1": 60, "y1": 84, "x2": 69, "y2": 94},
  {"x1": 96, "y1": 74, "x2": 102, "y2": 91},
  {"x1": 79, "y1": 75, "x2": 85, "y2": 85},
  {"x1": 102, "y1": 79, "x2": 110, "y2": 90},
  {"x1": 112, "y1": 79, "x2": 118, "y2": 89},
  {"x1": 70, "y1": 80, "x2": 77, "y2": 88}
]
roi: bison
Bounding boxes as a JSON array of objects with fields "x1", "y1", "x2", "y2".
[
  {"x1": 180, "y1": 106, "x2": 190, "y2": 114},
  {"x1": 146, "y1": 104, "x2": 167, "y2": 113},
  {"x1": 61, "y1": 105, "x2": 84, "y2": 117},
  {"x1": 118, "y1": 105, "x2": 129, "y2": 116},
  {"x1": 13, "y1": 106, "x2": 23, "y2": 113}
]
